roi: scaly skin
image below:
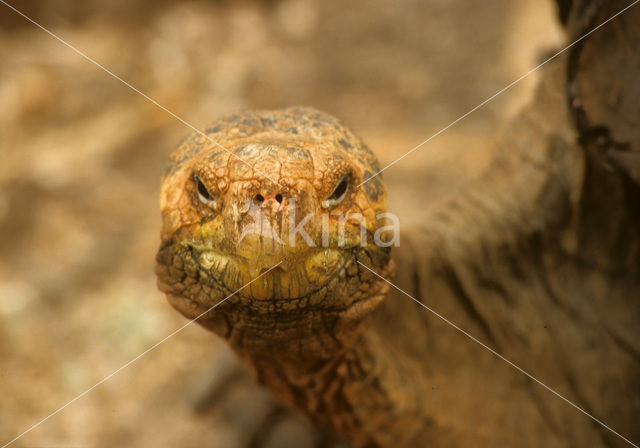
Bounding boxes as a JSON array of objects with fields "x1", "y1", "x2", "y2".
[{"x1": 155, "y1": 107, "x2": 403, "y2": 445}]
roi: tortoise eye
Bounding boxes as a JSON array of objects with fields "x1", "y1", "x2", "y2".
[
  {"x1": 194, "y1": 174, "x2": 217, "y2": 208},
  {"x1": 322, "y1": 175, "x2": 349, "y2": 208}
]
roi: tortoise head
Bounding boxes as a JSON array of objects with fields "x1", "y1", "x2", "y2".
[{"x1": 155, "y1": 107, "x2": 394, "y2": 356}]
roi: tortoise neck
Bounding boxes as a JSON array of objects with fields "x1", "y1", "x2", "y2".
[
  {"x1": 230, "y1": 262, "x2": 431, "y2": 447},
  {"x1": 241, "y1": 316, "x2": 427, "y2": 447}
]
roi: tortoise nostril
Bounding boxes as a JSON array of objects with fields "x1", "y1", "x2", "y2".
[{"x1": 254, "y1": 192, "x2": 283, "y2": 204}]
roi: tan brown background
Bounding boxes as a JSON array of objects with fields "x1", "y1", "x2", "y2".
[{"x1": 0, "y1": 0, "x2": 563, "y2": 446}]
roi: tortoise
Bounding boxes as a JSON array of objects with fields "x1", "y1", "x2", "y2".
[{"x1": 155, "y1": 1, "x2": 640, "y2": 446}]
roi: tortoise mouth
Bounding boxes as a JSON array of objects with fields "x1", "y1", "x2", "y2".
[
  {"x1": 186, "y1": 243, "x2": 353, "y2": 302},
  {"x1": 156, "y1": 239, "x2": 392, "y2": 326},
  {"x1": 156, "y1": 240, "x2": 393, "y2": 350}
]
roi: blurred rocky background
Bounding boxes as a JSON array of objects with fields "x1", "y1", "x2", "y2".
[{"x1": 0, "y1": 0, "x2": 563, "y2": 446}]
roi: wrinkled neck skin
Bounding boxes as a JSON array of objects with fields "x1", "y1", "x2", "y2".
[{"x1": 173, "y1": 253, "x2": 429, "y2": 447}]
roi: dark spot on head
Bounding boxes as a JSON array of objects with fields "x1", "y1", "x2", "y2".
[
  {"x1": 175, "y1": 152, "x2": 191, "y2": 165},
  {"x1": 289, "y1": 127, "x2": 299, "y2": 134},
  {"x1": 242, "y1": 118, "x2": 259, "y2": 127},
  {"x1": 362, "y1": 170, "x2": 381, "y2": 201},
  {"x1": 283, "y1": 146, "x2": 310, "y2": 160},
  {"x1": 338, "y1": 138, "x2": 351, "y2": 150},
  {"x1": 260, "y1": 117, "x2": 276, "y2": 128},
  {"x1": 365, "y1": 182, "x2": 380, "y2": 201},
  {"x1": 205, "y1": 125, "x2": 222, "y2": 133},
  {"x1": 207, "y1": 151, "x2": 225, "y2": 161}
]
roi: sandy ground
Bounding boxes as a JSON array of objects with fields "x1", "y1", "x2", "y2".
[{"x1": 0, "y1": 1, "x2": 563, "y2": 446}]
